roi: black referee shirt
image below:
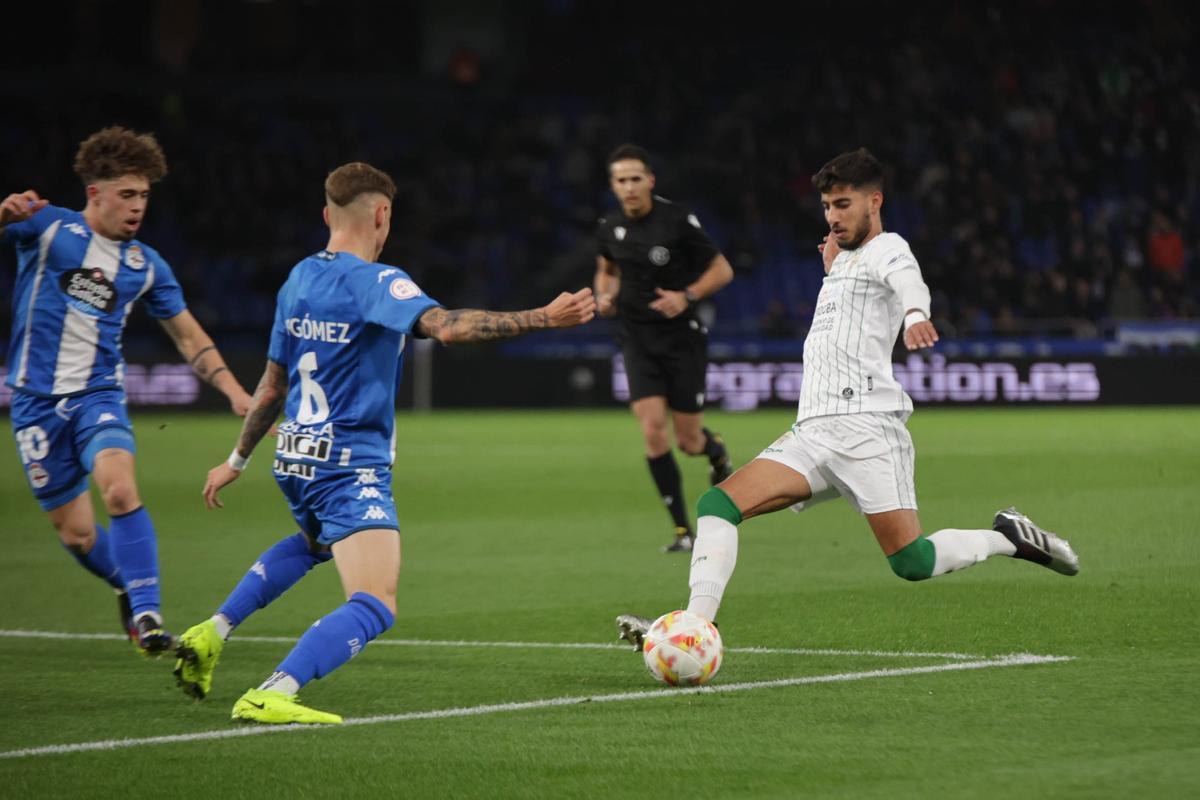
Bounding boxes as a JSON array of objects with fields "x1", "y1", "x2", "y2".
[{"x1": 596, "y1": 195, "x2": 721, "y2": 325}]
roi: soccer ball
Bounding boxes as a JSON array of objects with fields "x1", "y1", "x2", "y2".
[{"x1": 642, "y1": 610, "x2": 723, "y2": 686}]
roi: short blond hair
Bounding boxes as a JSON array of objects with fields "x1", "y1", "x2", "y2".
[{"x1": 324, "y1": 162, "x2": 396, "y2": 206}]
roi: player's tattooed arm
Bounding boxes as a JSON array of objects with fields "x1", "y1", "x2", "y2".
[
  {"x1": 234, "y1": 359, "x2": 288, "y2": 459},
  {"x1": 203, "y1": 358, "x2": 285, "y2": 509},
  {"x1": 188, "y1": 345, "x2": 223, "y2": 384},
  {"x1": 161, "y1": 310, "x2": 255, "y2": 415},
  {"x1": 415, "y1": 307, "x2": 548, "y2": 343},
  {"x1": 415, "y1": 288, "x2": 596, "y2": 344}
]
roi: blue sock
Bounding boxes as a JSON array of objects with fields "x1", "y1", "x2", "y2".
[
  {"x1": 63, "y1": 524, "x2": 123, "y2": 591},
  {"x1": 276, "y1": 592, "x2": 395, "y2": 688},
  {"x1": 218, "y1": 533, "x2": 332, "y2": 628},
  {"x1": 108, "y1": 506, "x2": 160, "y2": 616}
]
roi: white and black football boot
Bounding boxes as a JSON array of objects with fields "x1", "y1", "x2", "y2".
[
  {"x1": 615, "y1": 614, "x2": 651, "y2": 651},
  {"x1": 993, "y1": 507, "x2": 1080, "y2": 576}
]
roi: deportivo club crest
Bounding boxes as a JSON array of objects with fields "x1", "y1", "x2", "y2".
[
  {"x1": 125, "y1": 244, "x2": 146, "y2": 269},
  {"x1": 27, "y1": 463, "x2": 49, "y2": 489},
  {"x1": 649, "y1": 246, "x2": 670, "y2": 265}
]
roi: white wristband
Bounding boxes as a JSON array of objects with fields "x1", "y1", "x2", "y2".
[
  {"x1": 227, "y1": 449, "x2": 251, "y2": 471},
  {"x1": 904, "y1": 310, "x2": 928, "y2": 331}
]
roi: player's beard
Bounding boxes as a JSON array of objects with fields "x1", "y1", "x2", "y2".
[{"x1": 839, "y1": 214, "x2": 872, "y2": 250}]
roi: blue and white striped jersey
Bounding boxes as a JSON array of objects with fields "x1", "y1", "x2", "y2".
[
  {"x1": 268, "y1": 250, "x2": 440, "y2": 473},
  {"x1": 3, "y1": 205, "x2": 186, "y2": 397}
]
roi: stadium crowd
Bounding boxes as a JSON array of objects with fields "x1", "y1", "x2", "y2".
[{"x1": 1, "y1": 1, "x2": 1196, "y2": 351}]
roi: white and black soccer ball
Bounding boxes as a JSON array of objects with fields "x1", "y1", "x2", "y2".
[{"x1": 642, "y1": 610, "x2": 723, "y2": 686}]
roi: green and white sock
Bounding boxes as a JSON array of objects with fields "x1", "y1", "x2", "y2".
[
  {"x1": 687, "y1": 488, "x2": 743, "y2": 621},
  {"x1": 929, "y1": 528, "x2": 1016, "y2": 575},
  {"x1": 889, "y1": 529, "x2": 1017, "y2": 580}
]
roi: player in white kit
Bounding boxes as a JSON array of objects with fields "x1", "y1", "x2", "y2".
[{"x1": 617, "y1": 148, "x2": 1079, "y2": 645}]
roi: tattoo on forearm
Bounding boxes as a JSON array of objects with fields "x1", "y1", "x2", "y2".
[
  {"x1": 189, "y1": 344, "x2": 229, "y2": 386},
  {"x1": 189, "y1": 345, "x2": 216, "y2": 367},
  {"x1": 235, "y1": 366, "x2": 287, "y2": 456},
  {"x1": 419, "y1": 307, "x2": 549, "y2": 343},
  {"x1": 237, "y1": 395, "x2": 282, "y2": 456},
  {"x1": 206, "y1": 366, "x2": 229, "y2": 386}
]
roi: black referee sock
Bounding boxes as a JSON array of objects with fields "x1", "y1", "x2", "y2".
[
  {"x1": 646, "y1": 452, "x2": 690, "y2": 531},
  {"x1": 701, "y1": 428, "x2": 729, "y2": 467}
]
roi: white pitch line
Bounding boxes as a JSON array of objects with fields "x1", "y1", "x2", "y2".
[
  {"x1": 0, "y1": 653, "x2": 1071, "y2": 760},
  {"x1": 0, "y1": 629, "x2": 981, "y2": 660}
]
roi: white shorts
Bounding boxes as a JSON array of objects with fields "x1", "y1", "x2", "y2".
[{"x1": 755, "y1": 412, "x2": 917, "y2": 516}]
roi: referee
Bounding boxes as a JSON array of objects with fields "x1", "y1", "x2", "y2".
[{"x1": 595, "y1": 144, "x2": 735, "y2": 552}]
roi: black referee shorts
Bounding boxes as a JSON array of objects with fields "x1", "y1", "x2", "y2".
[{"x1": 617, "y1": 319, "x2": 709, "y2": 413}]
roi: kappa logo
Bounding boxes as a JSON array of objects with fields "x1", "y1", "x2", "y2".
[
  {"x1": 64, "y1": 222, "x2": 90, "y2": 239},
  {"x1": 97, "y1": 412, "x2": 118, "y2": 424},
  {"x1": 687, "y1": 214, "x2": 701, "y2": 229},
  {"x1": 377, "y1": 268, "x2": 399, "y2": 283},
  {"x1": 841, "y1": 387, "x2": 855, "y2": 399},
  {"x1": 389, "y1": 278, "x2": 421, "y2": 300},
  {"x1": 355, "y1": 468, "x2": 380, "y2": 485},
  {"x1": 615, "y1": 226, "x2": 626, "y2": 241},
  {"x1": 125, "y1": 244, "x2": 146, "y2": 270},
  {"x1": 362, "y1": 505, "x2": 389, "y2": 521},
  {"x1": 649, "y1": 246, "x2": 670, "y2": 266},
  {"x1": 356, "y1": 486, "x2": 383, "y2": 500},
  {"x1": 251, "y1": 561, "x2": 267, "y2": 580}
]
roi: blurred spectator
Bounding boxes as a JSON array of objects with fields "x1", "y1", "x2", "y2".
[
  {"x1": 1108, "y1": 270, "x2": 1146, "y2": 320},
  {"x1": 1146, "y1": 209, "x2": 1186, "y2": 285},
  {"x1": 0, "y1": 1, "x2": 1196, "y2": 353},
  {"x1": 758, "y1": 299, "x2": 795, "y2": 339}
]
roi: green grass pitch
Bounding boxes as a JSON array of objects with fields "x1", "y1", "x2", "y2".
[{"x1": 1, "y1": 407, "x2": 1197, "y2": 798}]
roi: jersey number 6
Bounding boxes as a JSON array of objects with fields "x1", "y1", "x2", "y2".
[{"x1": 296, "y1": 351, "x2": 330, "y2": 424}]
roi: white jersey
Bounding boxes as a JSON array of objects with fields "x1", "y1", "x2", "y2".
[{"x1": 796, "y1": 231, "x2": 925, "y2": 423}]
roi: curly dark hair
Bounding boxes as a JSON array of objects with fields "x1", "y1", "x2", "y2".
[
  {"x1": 324, "y1": 162, "x2": 396, "y2": 206},
  {"x1": 73, "y1": 127, "x2": 168, "y2": 185},
  {"x1": 811, "y1": 147, "x2": 883, "y2": 193}
]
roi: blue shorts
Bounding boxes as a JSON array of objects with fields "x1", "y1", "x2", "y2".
[
  {"x1": 9, "y1": 389, "x2": 137, "y2": 511},
  {"x1": 274, "y1": 463, "x2": 400, "y2": 546}
]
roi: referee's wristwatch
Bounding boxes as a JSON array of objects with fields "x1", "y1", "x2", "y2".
[{"x1": 684, "y1": 288, "x2": 700, "y2": 305}]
